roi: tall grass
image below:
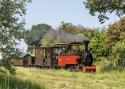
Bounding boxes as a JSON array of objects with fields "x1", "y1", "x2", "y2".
[
  {"x1": 0, "y1": 73, "x2": 44, "y2": 89},
  {"x1": 16, "y1": 66, "x2": 125, "y2": 89}
]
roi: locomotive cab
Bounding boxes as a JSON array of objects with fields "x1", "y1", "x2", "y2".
[
  {"x1": 57, "y1": 42, "x2": 85, "y2": 67},
  {"x1": 57, "y1": 40, "x2": 96, "y2": 72}
]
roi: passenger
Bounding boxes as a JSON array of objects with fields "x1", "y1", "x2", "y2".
[
  {"x1": 77, "y1": 48, "x2": 81, "y2": 56},
  {"x1": 68, "y1": 50, "x2": 71, "y2": 55},
  {"x1": 58, "y1": 48, "x2": 62, "y2": 54},
  {"x1": 44, "y1": 53, "x2": 51, "y2": 65},
  {"x1": 43, "y1": 56, "x2": 47, "y2": 65}
]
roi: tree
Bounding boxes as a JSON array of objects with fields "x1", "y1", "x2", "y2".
[
  {"x1": 107, "y1": 17, "x2": 125, "y2": 65},
  {"x1": 0, "y1": 0, "x2": 31, "y2": 74},
  {"x1": 111, "y1": 39, "x2": 125, "y2": 66},
  {"x1": 84, "y1": 0, "x2": 125, "y2": 23},
  {"x1": 89, "y1": 30, "x2": 108, "y2": 61},
  {"x1": 58, "y1": 21, "x2": 95, "y2": 38},
  {"x1": 59, "y1": 22, "x2": 77, "y2": 34},
  {"x1": 77, "y1": 26, "x2": 98, "y2": 39},
  {"x1": 107, "y1": 17, "x2": 125, "y2": 49},
  {"x1": 25, "y1": 23, "x2": 52, "y2": 47}
]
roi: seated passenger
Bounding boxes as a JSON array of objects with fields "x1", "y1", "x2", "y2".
[{"x1": 58, "y1": 49, "x2": 62, "y2": 54}]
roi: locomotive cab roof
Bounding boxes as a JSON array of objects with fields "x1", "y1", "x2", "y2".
[
  {"x1": 55, "y1": 43, "x2": 68, "y2": 46},
  {"x1": 69, "y1": 42, "x2": 83, "y2": 45},
  {"x1": 31, "y1": 46, "x2": 61, "y2": 49}
]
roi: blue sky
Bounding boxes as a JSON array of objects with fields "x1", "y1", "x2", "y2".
[{"x1": 25, "y1": 0, "x2": 119, "y2": 29}]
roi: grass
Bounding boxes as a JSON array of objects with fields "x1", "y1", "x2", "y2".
[
  {"x1": 0, "y1": 73, "x2": 44, "y2": 89},
  {"x1": 0, "y1": 60, "x2": 125, "y2": 89},
  {"x1": 15, "y1": 67, "x2": 125, "y2": 89}
]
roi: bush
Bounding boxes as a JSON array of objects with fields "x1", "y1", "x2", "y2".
[
  {"x1": 89, "y1": 30, "x2": 108, "y2": 61},
  {"x1": 111, "y1": 39, "x2": 125, "y2": 66}
]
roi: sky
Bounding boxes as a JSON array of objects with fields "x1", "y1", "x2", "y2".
[
  {"x1": 19, "y1": 0, "x2": 120, "y2": 52},
  {"x1": 25, "y1": 0, "x2": 119, "y2": 29}
]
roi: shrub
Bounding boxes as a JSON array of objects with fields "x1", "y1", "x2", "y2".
[{"x1": 111, "y1": 39, "x2": 125, "y2": 66}]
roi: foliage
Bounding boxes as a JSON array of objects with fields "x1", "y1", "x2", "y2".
[
  {"x1": 78, "y1": 28, "x2": 99, "y2": 39},
  {"x1": 89, "y1": 30, "x2": 108, "y2": 61},
  {"x1": 59, "y1": 22, "x2": 77, "y2": 34},
  {"x1": 59, "y1": 22, "x2": 94, "y2": 37},
  {"x1": 0, "y1": 0, "x2": 31, "y2": 74},
  {"x1": 84, "y1": 0, "x2": 125, "y2": 23},
  {"x1": 106, "y1": 17, "x2": 125, "y2": 65},
  {"x1": 25, "y1": 23, "x2": 52, "y2": 46},
  {"x1": 111, "y1": 39, "x2": 125, "y2": 66},
  {"x1": 107, "y1": 17, "x2": 125, "y2": 48}
]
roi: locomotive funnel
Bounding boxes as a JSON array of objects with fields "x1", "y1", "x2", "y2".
[{"x1": 83, "y1": 39, "x2": 89, "y2": 53}]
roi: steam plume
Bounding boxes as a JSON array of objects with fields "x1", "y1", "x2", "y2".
[{"x1": 42, "y1": 30, "x2": 89, "y2": 46}]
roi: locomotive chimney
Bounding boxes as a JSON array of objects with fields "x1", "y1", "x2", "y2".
[{"x1": 83, "y1": 40, "x2": 90, "y2": 53}]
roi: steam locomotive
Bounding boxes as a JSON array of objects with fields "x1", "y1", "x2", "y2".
[{"x1": 12, "y1": 39, "x2": 96, "y2": 72}]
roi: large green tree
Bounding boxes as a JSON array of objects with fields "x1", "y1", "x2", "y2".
[
  {"x1": 0, "y1": 0, "x2": 31, "y2": 74},
  {"x1": 107, "y1": 17, "x2": 125, "y2": 48},
  {"x1": 107, "y1": 17, "x2": 125, "y2": 65},
  {"x1": 25, "y1": 23, "x2": 52, "y2": 47},
  {"x1": 84, "y1": 0, "x2": 125, "y2": 23}
]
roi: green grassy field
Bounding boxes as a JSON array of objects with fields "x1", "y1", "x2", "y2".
[{"x1": 0, "y1": 60, "x2": 125, "y2": 89}]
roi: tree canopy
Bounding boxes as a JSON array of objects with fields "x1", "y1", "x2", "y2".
[
  {"x1": 0, "y1": 0, "x2": 31, "y2": 74},
  {"x1": 107, "y1": 17, "x2": 125, "y2": 48},
  {"x1": 84, "y1": 0, "x2": 125, "y2": 23}
]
